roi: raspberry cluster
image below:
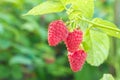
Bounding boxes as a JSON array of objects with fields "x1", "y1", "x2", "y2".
[{"x1": 48, "y1": 20, "x2": 87, "y2": 72}]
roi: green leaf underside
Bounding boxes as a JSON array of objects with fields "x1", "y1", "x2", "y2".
[
  {"x1": 70, "y1": 0, "x2": 94, "y2": 19},
  {"x1": 92, "y1": 18, "x2": 120, "y2": 39},
  {"x1": 25, "y1": 1, "x2": 64, "y2": 15},
  {"x1": 83, "y1": 30, "x2": 109, "y2": 66},
  {"x1": 100, "y1": 74, "x2": 114, "y2": 80}
]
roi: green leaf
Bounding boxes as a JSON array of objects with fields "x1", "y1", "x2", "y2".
[
  {"x1": 25, "y1": 1, "x2": 64, "y2": 15},
  {"x1": 83, "y1": 30, "x2": 110, "y2": 66},
  {"x1": 0, "y1": 65, "x2": 10, "y2": 78},
  {"x1": 9, "y1": 56, "x2": 32, "y2": 65},
  {"x1": 0, "y1": 39, "x2": 11, "y2": 49},
  {"x1": 11, "y1": 65, "x2": 23, "y2": 79},
  {"x1": 100, "y1": 74, "x2": 114, "y2": 80},
  {"x1": 69, "y1": 0, "x2": 94, "y2": 19},
  {"x1": 59, "y1": 0, "x2": 70, "y2": 4},
  {"x1": 92, "y1": 18, "x2": 120, "y2": 39}
]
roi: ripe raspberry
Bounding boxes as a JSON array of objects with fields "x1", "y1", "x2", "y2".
[
  {"x1": 65, "y1": 30, "x2": 83, "y2": 53},
  {"x1": 48, "y1": 20, "x2": 68, "y2": 46},
  {"x1": 68, "y1": 50, "x2": 87, "y2": 72}
]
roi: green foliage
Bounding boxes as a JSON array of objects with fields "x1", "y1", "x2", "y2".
[
  {"x1": 100, "y1": 74, "x2": 115, "y2": 80},
  {"x1": 83, "y1": 30, "x2": 109, "y2": 66},
  {"x1": 26, "y1": 0, "x2": 94, "y2": 19},
  {"x1": 11, "y1": 65, "x2": 23, "y2": 79},
  {"x1": 10, "y1": 55, "x2": 32, "y2": 65},
  {"x1": 25, "y1": 1, "x2": 65, "y2": 15},
  {"x1": 68, "y1": 0, "x2": 94, "y2": 19},
  {"x1": 0, "y1": 65, "x2": 10, "y2": 78},
  {"x1": 92, "y1": 18, "x2": 120, "y2": 39},
  {"x1": 0, "y1": 0, "x2": 120, "y2": 80}
]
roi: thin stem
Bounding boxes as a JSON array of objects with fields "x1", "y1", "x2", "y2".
[{"x1": 85, "y1": 25, "x2": 92, "y2": 35}]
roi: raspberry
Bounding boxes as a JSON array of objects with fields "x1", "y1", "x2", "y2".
[
  {"x1": 65, "y1": 30, "x2": 83, "y2": 53},
  {"x1": 68, "y1": 50, "x2": 87, "y2": 72},
  {"x1": 48, "y1": 20, "x2": 68, "y2": 46}
]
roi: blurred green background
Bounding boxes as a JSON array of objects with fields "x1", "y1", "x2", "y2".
[{"x1": 0, "y1": 0, "x2": 120, "y2": 80}]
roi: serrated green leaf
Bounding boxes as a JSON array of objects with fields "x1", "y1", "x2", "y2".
[
  {"x1": 70, "y1": 0, "x2": 94, "y2": 19},
  {"x1": 83, "y1": 30, "x2": 110, "y2": 66},
  {"x1": 25, "y1": 1, "x2": 64, "y2": 15},
  {"x1": 100, "y1": 74, "x2": 114, "y2": 80},
  {"x1": 92, "y1": 18, "x2": 120, "y2": 39}
]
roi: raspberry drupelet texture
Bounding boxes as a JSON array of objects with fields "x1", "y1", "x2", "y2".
[
  {"x1": 68, "y1": 50, "x2": 87, "y2": 72},
  {"x1": 65, "y1": 30, "x2": 83, "y2": 53},
  {"x1": 48, "y1": 20, "x2": 68, "y2": 46}
]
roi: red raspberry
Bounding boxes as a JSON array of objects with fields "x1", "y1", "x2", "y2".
[
  {"x1": 48, "y1": 20, "x2": 68, "y2": 46},
  {"x1": 68, "y1": 50, "x2": 87, "y2": 72},
  {"x1": 65, "y1": 30, "x2": 83, "y2": 53}
]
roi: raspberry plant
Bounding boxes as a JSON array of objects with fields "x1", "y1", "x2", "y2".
[{"x1": 25, "y1": 0, "x2": 120, "y2": 79}]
